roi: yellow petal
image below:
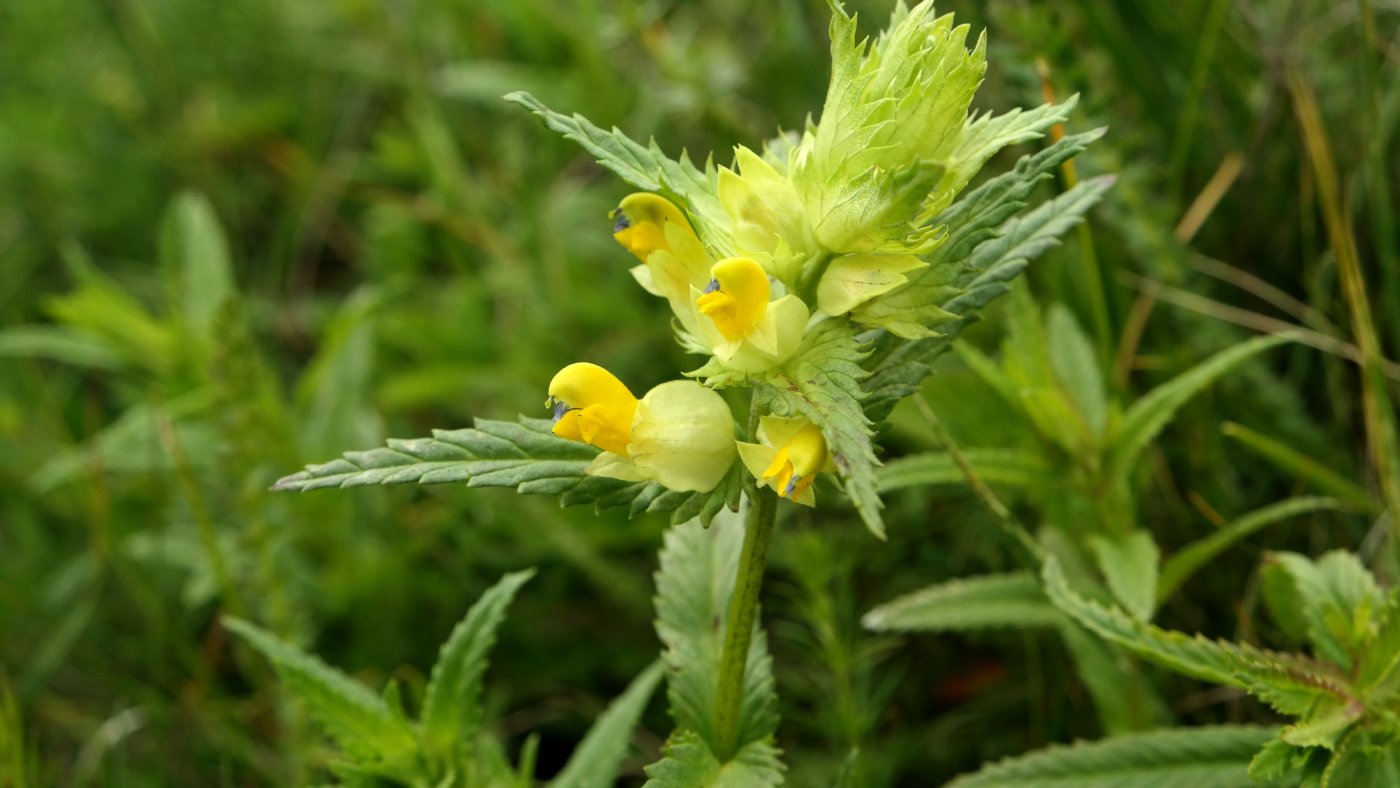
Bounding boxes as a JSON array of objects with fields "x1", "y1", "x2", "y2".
[
  {"x1": 742, "y1": 416, "x2": 829, "y2": 506},
  {"x1": 612, "y1": 193, "x2": 696, "y2": 262},
  {"x1": 547, "y1": 362, "x2": 639, "y2": 455},
  {"x1": 696, "y1": 257, "x2": 770, "y2": 342},
  {"x1": 737, "y1": 441, "x2": 779, "y2": 481}
]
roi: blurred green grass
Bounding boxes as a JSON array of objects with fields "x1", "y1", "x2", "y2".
[{"x1": 1, "y1": 0, "x2": 1396, "y2": 784}]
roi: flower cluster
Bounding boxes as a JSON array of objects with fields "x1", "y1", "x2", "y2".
[{"x1": 544, "y1": 2, "x2": 1012, "y2": 506}]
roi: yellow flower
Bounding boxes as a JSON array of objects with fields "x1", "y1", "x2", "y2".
[
  {"x1": 691, "y1": 257, "x2": 809, "y2": 373},
  {"x1": 613, "y1": 192, "x2": 690, "y2": 260},
  {"x1": 737, "y1": 416, "x2": 832, "y2": 506},
  {"x1": 547, "y1": 362, "x2": 638, "y2": 456},
  {"x1": 611, "y1": 193, "x2": 712, "y2": 335},
  {"x1": 548, "y1": 363, "x2": 736, "y2": 492},
  {"x1": 696, "y1": 257, "x2": 771, "y2": 341}
]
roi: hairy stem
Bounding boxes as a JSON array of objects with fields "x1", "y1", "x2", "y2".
[{"x1": 713, "y1": 484, "x2": 778, "y2": 761}]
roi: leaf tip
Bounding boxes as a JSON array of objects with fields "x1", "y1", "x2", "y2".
[{"x1": 270, "y1": 473, "x2": 305, "y2": 492}]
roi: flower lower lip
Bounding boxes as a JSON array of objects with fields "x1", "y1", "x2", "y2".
[{"x1": 551, "y1": 400, "x2": 574, "y2": 422}]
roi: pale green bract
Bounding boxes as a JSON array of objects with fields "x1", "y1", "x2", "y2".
[{"x1": 791, "y1": 1, "x2": 986, "y2": 255}]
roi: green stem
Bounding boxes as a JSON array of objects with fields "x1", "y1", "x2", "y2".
[{"x1": 713, "y1": 484, "x2": 778, "y2": 761}]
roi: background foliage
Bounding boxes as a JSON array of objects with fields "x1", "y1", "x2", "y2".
[{"x1": 1, "y1": 0, "x2": 1396, "y2": 784}]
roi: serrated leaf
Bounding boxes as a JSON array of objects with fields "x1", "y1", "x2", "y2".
[
  {"x1": 550, "y1": 661, "x2": 665, "y2": 788},
  {"x1": 1157, "y1": 498, "x2": 1350, "y2": 604},
  {"x1": 1321, "y1": 730, "x2": 1400, "y2": 787},
  {"x1": 966, "y1": 175, "x2": 1115, "y2": 279},
  {"x1": 1281, "y1": 701, "x2": 1363, "y2": 749},
  {"x1": 505, "y1": 91, "x2": 732, "y2": 255},
  {"x1": 877, "y1": 448, "x2": 1054, "y2": 492},
  {"x1": 1106, "y1": 334, "x2": 1293, "y2": 481},
  {"x1": 421, "y1": 570, "x2": 534, "y2": 755},
  {"x1": 1249, "y1": 735, "x2": 1308, "y2": 782},
  {"x1": 948, "y1": 725, "x2": 1282, "y2": 787},
  {"x1": 653, "y1": 514, "x2": 779, "y2": 755},
  {"x1": 1088, "y1": 531, "x2": 1160, "y2": 622},
  {"x1": 642, "y1": 729, "x2": 784, "y2": 788},
  {"x1": 273, "y1": 417, "x2": 739, "y2": 527},
  {"x1": 224, "y1": 618, "x2": 419, "y2": 767},
  {"x1": 937, "y1": 96, "x2": 1079, "y2": 204},
  {"x1": 861, "y1": 132, "x2": 1109, "y2": 421},
  {"x1": 1265, "y1": 551, "x2": 1384, "y2": 671},
  {"x1": 1043, "y1": 559, "x2": 1352, "y2": 718},
  {"x1": 760, "y1": 320, "x2": 884, "y2": 537},
  {"x1": 863, "y1": 572, "x2": 1060, "y2": 632}
]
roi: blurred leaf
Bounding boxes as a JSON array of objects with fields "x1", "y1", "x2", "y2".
[
  {"x1": 1322, "y1": 733, "x2": 1400, "y2": 787},
  {"x1": 550, "y1": 660, "x2": 664, "y2": 788},
  {"x1": 1158, "y1": 498, "x2": 1351, "y2": 603},
  {"x1": 224, "y1": 618, "x2": 419, "y2": 770},
  {"x1": 1088, "y1": 531, "x2": 1159, "y2": 622},
  {"x1": 652, "y1": 514, "x2": 779, "y2": 764},
  {"x1": 1246, "y1": 736, "x2": 1307, "y2": 783},
  {"x1": 44, "y1": 267, "x2": 176, "y2": 374},
  {"x1": 1057, "y1": 620, "x2": 1169, "y2": 735},
  {"x1": 877, "y1": 448, "x2": 1052, "y2": 491},
  {"x1": 31, "y1": 394, "x2": 217, "y2": 492},
  {"x1": 1044, "y1": 559, "x2": 1351, "y2": 718},
  {"x1": 273, "y1": 416, "x2": 740, "y2": 527},
  {"x1": 0, "y1": 326, "x2": 124, "y2": 370},
  {"x1": 294, "y1": 288, "x2": 381, "y2": 458},
  {"x1": 1105, "y1": 334, "x2": 1293, "y2": 482},
  {"x1": 158, "y1": 191, "x2": 233, "y2": 344},
  {"x1": 1357, "y1": 588, "x2": 1400, "y2": 699},
  {"x1": 1262, "y1": 552, "x2": 1383, "y2": 671},
  {"x1": 1002, "y1": 286, "x2": 1087, "y2": 454},
  {"x1": 1220, "y1": 422, "x2": 1372, "y2": 509},
  {"x1": 947, "y1": 724, "x2": 1281, "y2": 787},
  {"x1": 862, "y1": 572, "x2": 1059, "y2": 631},
  {"x1": 422, "y1": 569, "x2": 535, "y2": 756},
  {"x1": 1046, "y1": 303, "x2": 1107, "y2": 438}
]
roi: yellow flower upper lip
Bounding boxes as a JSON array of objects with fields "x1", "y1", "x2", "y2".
[
  {"x1": 612, "y1": 193, "x2": 694, "y2": 262},
  {"x1": 695, "y1": 257, "x2": 770, "y2": 342},
  {"x1": 547, "y1": 362, "x2": 639, "y2": 456}
]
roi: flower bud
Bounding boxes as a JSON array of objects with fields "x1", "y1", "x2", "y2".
[{"x1": 791, "y1": 1, "x2": 986, "y2": 253}]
